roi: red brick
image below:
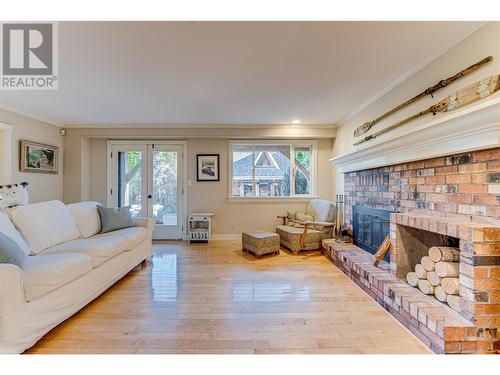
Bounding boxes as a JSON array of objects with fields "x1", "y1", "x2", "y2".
[
  {"x1": 407, "y1": 161, "x2": 425, "y2": 170},
  {"x1": 459, "y1": 163, "x2": 487, "y2": 174},
  {"x1": 473, "y1": 194, "x2": 500, "y2": 206},
  {"x1": 459, "y1": 184, "x2": 488, "y2": 193},
  {"x1": 475, "y1": 304, "x2": 500, "y2": 315},
  {"x1": 416, "y1": 185, "x2": 434, "y2": 193},
  {"x1": 427, "y1": 193, "x2": 446, "y2": 202},
  {"x1": 488, "y1": 160, "x2": 500, "y2": 172},
  {"x1": 425, "y1": 158, "x2": 445, "y2": 168},
  {"x1": 487, "y1": 206, "x2": 500, "y2": 217},
  {"x1": 473, "y1": 148, "x2": 500, "y2": 162},
  {"x1": 447, "y1": 194, "x2": 473, "y2": 204},
  {"x1": 457, "y1": 204, "x2": 487, "y2": 216},
  {"x1": 474, "y1": 268, "x2": 490, "y2": 279},
  {"x1": 409, "y1": 177, "x2": 425, "y2": 184},
  {"x1": 446, "y1": 174, "x2": 472, "y2": 184},
  {"x1": 472, "y1": 173, "x2": 487, "y2": 184},
  {"x1": 434, "y1": 203, "x2": 458, "y2": 213},
  {"x1": 425, "y1": 175, "x2": 446, "y2": 184},
  {"x1": 435, "y1": 166, "x2": 458, "y2": 175}
]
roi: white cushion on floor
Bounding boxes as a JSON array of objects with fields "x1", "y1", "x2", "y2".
[
  {"x1": 40, "y1": 236, "x2": 128, "y2": 268},
  {"x1": 8, "y1": 201, "x2": 81, "y2": 254},
  {"x1": 95, "y1": 227, "x2": 148, "y2": 251},
  {"x1": 23, "y1": 253, "x2": 93, "y2": 302},
  {"x1": 0, "y1": 212, "x2": 31, "y2": 256},
  {"x1": 67, "y1": 201, "x2": 102, "y2": 239}
]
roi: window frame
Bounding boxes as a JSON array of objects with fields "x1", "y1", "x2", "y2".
[{"x1": 228, "y1": 139, "x2": 318, "y2": 201}]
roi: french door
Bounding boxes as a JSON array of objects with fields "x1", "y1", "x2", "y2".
[{"x1": 107, "y1": 141, "x2": 186, "y2": 240}]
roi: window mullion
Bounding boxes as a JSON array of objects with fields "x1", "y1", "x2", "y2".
[
  {"x1": 290, "y1": 145, "x2": 295, "y2": 196},
  {"x1": 252, "y1": 144, "x2": 256, "y2": 197}
]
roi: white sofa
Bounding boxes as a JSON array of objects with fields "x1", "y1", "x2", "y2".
[{"x1": 0, "y1": 200, "x2": 154, "y2": 354}]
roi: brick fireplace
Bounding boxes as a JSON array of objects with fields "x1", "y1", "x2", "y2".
[{"x1": 324, "y1": 147, "x2": 500, "y2": 353}]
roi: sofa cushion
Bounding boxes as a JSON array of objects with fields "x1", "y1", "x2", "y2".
[
  {"x1": 0, "y1": 232, "x2": 26, "y2": 268},
  {"x1": 95, "y1": 227, "x2": 148, "y2": 251},
  {"x1": 0, "y1": 211, "x2": 31, "y2": 256},
  {"x1": 8, "y1": 201, "x2": 81, "y2": 254},
  {"x1": 40, "y1": 236, "x2": 128, "y2": 268},
  {"x1": 97, "y1": 206, "x2": 136, "y2": 234},
  {"x1": 22, "y1": 253, "x2": 92, "y2": 302},
  {"x1": 67, "y1": 201, "x2": 101, "y2": 238}
]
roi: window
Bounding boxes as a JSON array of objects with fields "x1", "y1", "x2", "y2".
[{"x1": 230, "y1": 140, "x2": 317, "y2": 198}]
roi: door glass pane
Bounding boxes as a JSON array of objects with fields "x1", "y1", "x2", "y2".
[
  {"x1": 232, "y1": 144, "x2": 253, "y2": 197},
  {"x1": 152, "y1": 150, "x2": 178, "y2": 226},
  {"x1": 254, "y1": 144, "x2": 290, "y2": 197},
  {"x1": 294, "y1": 146, "x2": 311, "y2": 195},
  {"x1": 117, "y1": 151, "x2": 142, "y2": 217}
]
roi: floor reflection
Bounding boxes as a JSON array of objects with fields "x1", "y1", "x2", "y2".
[
  {"x1": 151, "y1": 252, "x2": 178, "y2": 301},
  {"x1": 232, "y1": 281, "x2": 311, "y2": 303}
]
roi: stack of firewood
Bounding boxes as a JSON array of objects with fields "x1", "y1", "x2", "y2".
[{"x1": 406, "y1": 246, "x2": 461, "y2": 312}]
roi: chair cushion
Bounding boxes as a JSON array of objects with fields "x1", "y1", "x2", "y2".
[
  {"x1": 8, "y1": 200, "x2": 81, "y2": 254},
  {"x1": 67, "y1": 201, "x2": 102, "y2": 238},
  {"x1": 307, "y1": 199, "x2": 334, "y2": 222},
  {"x1": 23, "y1": 253, "x2": 92, "y2": 301},
  {"x1": 0, "y1": 211, "x2": 31, "y2": 256},
  {"x1": 95, "y1": 227, "x2": 149, "y2": 251},
  {"x1": 40, "y1": 236, "x2": 128, "y2": 268},
  {"x1": 276, "y1": 225, "x2": 322, "y2": 236}
]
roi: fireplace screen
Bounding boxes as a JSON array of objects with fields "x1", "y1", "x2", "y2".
[{"x1": 352, "y1": 206, "x2": 391, "y2": 261}]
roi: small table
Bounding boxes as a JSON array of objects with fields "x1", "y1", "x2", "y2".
[
  {"x1": 242, "y1": 231, "x2": 280, "y2": 258},
  {"x1": 188, "y1": 213, "x2": 213, "y2": 243}
]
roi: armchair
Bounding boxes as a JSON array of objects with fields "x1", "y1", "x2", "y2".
[{"x1": 276, "y1": 199, "x2": 336, "y2": 254}]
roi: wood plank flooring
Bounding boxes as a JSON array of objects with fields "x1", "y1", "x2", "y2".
[{"x1": 27, "y1": 241, "x2": 430, "y2": 354}]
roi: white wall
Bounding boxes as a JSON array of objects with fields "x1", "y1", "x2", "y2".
[
  {"x1": 63, "y1": 127, "x2": 335, "y2": 235},
  {"x1": 332, "y1": 22, "x2": 500, "y2": 193},
  {"x1": 0, "y1": 108, "x2": 63, "y2": 202}
]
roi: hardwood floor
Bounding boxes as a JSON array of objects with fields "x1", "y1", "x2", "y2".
[{"x1": 27, "y1": 241, "x2": 430, "y2": 354}]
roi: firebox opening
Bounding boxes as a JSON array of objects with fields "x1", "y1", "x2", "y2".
[{"x1": 395, "y1": 224, "x2": 460, "y2": 279}]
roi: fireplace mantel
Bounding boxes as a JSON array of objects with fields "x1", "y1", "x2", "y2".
[{"x1": 330, "y1": 97, "x2": 500, "y2": 173}]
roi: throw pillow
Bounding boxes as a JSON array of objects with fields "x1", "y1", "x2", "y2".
[
  {"x1": 286, "y1": 210, "x2": 296, "y2": 223},
  {"x1": 97, "y1": 205, "x2": 137, "y2": 234},
  {"x1": 295, "y1": 212, "x2": 314, "y2": 224},
  {"x1": 0, "y1": 232, "x2": 26, "y2": 268}
]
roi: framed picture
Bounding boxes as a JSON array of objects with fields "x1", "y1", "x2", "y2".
[
  {"x1": 20, "y1": 140, "x2": 59, "y2": 174},
  {"x1": 197, "y1": 154, "x2": 220, "y2": 181}
]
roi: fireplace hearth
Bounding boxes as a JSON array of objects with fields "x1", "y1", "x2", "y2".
[{"x1": 326, "y1": 148, "x2": 500, "y2": 354}]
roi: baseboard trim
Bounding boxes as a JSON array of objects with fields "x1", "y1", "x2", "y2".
[{"x1": 212, "y1": 234, "x2": 242, "y2": 240}]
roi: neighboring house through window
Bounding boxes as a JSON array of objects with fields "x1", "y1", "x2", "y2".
[{"x1": 230, "y1": 140, "x2": 317, "y2": 198}]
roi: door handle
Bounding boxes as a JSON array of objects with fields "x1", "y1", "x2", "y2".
[{"x1": 147, "y1": 194, "x2": 152, "y2": 199}]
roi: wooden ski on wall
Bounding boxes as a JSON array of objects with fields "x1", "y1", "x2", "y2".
[
  {"x1": 353, "y1": 56, "x2": 493, "y2": 138},
  {"x1": 353, "y1": 74, "x2": 500, "y2": 146}
]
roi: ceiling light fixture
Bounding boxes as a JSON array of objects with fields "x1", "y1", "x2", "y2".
[{"x1": 291, "y1": 119, "x2": 301, "y2": 124}]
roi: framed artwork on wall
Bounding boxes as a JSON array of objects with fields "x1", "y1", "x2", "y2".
[
  {"x1": 197, "y1": 154, "x2": 220, "y2": 181},
  {"x1": 20, "y1": 140, "x2": 59, "y2": 174}
]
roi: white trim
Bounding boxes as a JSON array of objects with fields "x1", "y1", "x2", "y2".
[
  {"x1": 331, "y1": 97, "x2": 500, "y2": 173},
  {"x1": 0, "y1": 122, "x2": 14, "y2": 185},
  {"x1": 336, "y1": 22, "x2": 486, "y2": 128},
  {"x1": 212, "y1": 234, "x2": 242, "y2": 241},
  {"x1": 228, "y1": 139, "x2": 318, "y2": 199},
  {"x1": 228, "y1": 196, "x2": 318, "y2": 203},
  {"x1": 64, "y1": 122, "x2": 338, "y2": 129},
  {"x1": 106, "y1": 140, "x2": 188, "y2": 239}
]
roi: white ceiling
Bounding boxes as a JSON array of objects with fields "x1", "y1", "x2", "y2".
[{"x1": 0, "y1": 21, "x2": 484, "y2": 127}]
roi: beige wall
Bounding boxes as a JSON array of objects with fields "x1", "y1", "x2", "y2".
[
  {"x1": 63, "y1": 127, "x2": 335, "y2": 235},
  {"x1": 0, "y1": 108, "x2": 63, "y2": 202},
  {"x1": 333, "y1": 22, "x2": 500, "y2": 193}
]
